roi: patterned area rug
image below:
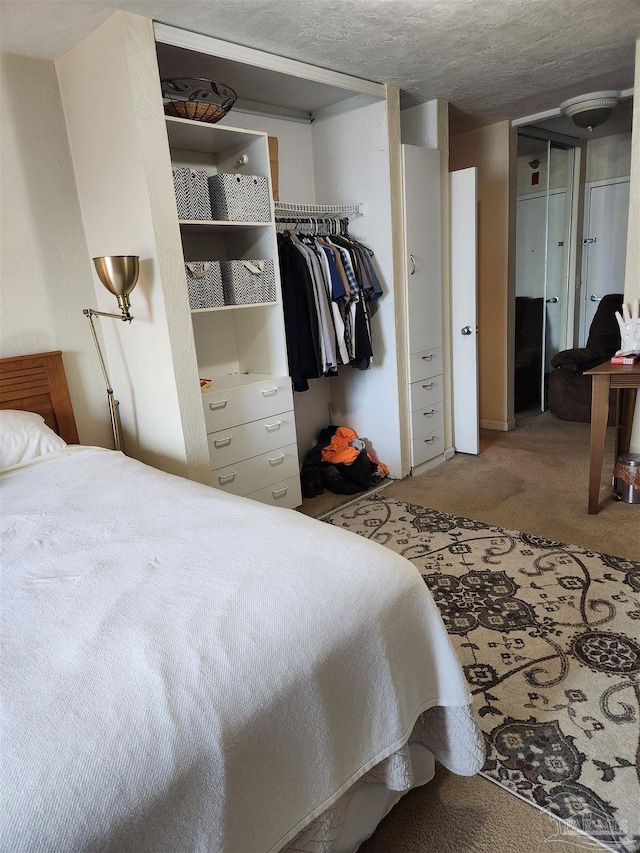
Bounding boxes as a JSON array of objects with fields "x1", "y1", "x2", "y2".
[{"x1": 325, "y1": 495, "x2": 640, "y2": 853}]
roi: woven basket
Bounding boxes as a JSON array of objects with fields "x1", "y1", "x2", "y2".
[
  {"x1": 164, "y1": 101, "x2": 227, "y2": 123},
  {"x1": 161, "y1": 77, "x2": 237, "y2": 125}
]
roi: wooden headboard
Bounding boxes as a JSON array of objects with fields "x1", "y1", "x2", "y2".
[{"x1": 0, "y1": 351, "x2": 79, "y2": 444}]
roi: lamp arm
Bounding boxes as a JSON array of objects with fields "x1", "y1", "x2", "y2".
[
  {"x1": 83, "y1": 309, "x2": 115, "y2": 393},
  {"x1": 83, "y1": 307, "x2": 133, "y2": 322},
  {"x1": 83, "y1": 309, "x2": 126, "y2": 453}
]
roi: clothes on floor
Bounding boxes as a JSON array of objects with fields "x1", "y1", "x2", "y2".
[{"x1": 301, "y1": 424, "x2": 389, "y2": 497}]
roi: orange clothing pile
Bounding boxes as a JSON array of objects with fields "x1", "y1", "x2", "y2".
[{"x1": 321, "y1": 426, "x2": 389, "y2": 477}]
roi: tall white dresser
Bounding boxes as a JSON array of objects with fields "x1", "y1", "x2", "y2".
[{"x1": 402, "y1": 144, "x2": 444, "y2": 469}]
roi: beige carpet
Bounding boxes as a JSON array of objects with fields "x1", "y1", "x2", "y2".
[
  {"x1": 304, "y1": 413, "x2": 640, "y2": 852},
  {"x1": 383, "y1": 413, "x2": 639, "y2": 561},
  {"x1": 361, "y1": 764, "x2": 578, "y2": 852}
]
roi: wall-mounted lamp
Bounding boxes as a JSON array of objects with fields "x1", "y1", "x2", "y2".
[{"x1": 84, "y1": 255, "x2": 139, "y2": 452}]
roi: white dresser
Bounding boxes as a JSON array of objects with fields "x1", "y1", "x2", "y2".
[
  {"x1": 203, "y1": 374, "x2": 301, "y2": 508},
  {"x1": 408, "y1": 347, "x2": 444, "y2": 466}
]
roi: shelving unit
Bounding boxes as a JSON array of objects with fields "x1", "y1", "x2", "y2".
[{"x1": 166, "y1": 114, "x2": 301, "y2": 508}]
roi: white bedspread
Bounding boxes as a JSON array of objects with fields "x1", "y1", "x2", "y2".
[{"x1": 1, "y1": 448, "x2": 483, "y2": 852}]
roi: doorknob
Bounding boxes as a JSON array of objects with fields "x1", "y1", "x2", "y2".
[
  {"x1": 590, "y1": 294, "x2": 603, "y2": 302},
  {"x1": 546, "y1": 296, "x2": 559, "y2": 304},
  {"x1": 461, "y1": 326, "x2": 472, "y2": 336},
  {"x1": 409, "y1": 254, "x2": 416, "y2": 275}
]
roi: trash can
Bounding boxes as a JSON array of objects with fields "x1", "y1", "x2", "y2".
[{"x1": 613, "y1": 453, "x2": 640, "y2": 504}]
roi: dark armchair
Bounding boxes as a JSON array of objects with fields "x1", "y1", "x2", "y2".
[{"x1": 548, "y1": 293, "x2": 623, "y2": 423}]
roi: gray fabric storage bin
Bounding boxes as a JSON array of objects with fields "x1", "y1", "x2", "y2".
[
  {"x1": 221, "y1": 260, "x2": 276, "y2": 305},
  {"x1": 185, "y1": 261, "x2": 224, "y2": 309},
  {"x1": 172, "y1": 168, "x2": 212, "y2": 220},
  {"x1": 208, "y1": 173, "x2": 271, "y2": 222}
]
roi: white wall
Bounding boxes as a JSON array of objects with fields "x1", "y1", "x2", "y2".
[
  {"x1": 401, "y1": 101, "x2": 439, "y2": 149},
  {"x1": 586, "y1": 132, "x2": 632, "y2": 183},
  {"x1": 311, "y1": 95, "x2": 403, "y2": 475},
  {"x1": 0, "y1": 53, "x2": 112, "y2": 448},
  {"x1": 218, "y1": 112, "x2": 316, "y2": 203}
]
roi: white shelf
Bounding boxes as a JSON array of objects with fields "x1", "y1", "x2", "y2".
[
  {"x1": 179, "y1": 219, "x2": 272, "y2": 234},
  {"x1": 191, "y1": 301, "x2": 277, "y2": 314},
  {"x1": 166, "y1": 115, "x2": 266, "y2": 154},
  {"x1": 201, "y1": 372, "x2": 288, "y2": 393}
]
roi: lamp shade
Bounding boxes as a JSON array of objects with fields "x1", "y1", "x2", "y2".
[{"x1": 93, "y1": 256, "x2": 139, "y2": 316}]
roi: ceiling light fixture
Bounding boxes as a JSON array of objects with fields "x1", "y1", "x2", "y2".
[
  {"x1": 559, "y1": 91, "x2": 621, "y2": 132},
  {"x1": 512, "y1": 87, "x2": 632, "y2": 132}
]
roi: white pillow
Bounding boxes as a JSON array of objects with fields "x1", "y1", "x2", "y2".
[{"x1": 0, "y1": 410, "x2": 67, "y2": 469}]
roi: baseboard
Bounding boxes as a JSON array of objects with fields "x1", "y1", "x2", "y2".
[
  {"x1": 411, "y1": 453, "x2": 446, "y2": 477},
  {"x1": 480, "y1": 419, "x2": 516, "y2": 432},
  {"x1": 444, "y1": 446, "x2": 455, "y2": 461}
]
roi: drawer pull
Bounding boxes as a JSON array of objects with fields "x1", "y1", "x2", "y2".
[
  {"x1": 421, "y1": 354, "x2": 433, "y2": 361},
  {"x1": 261, "y1": 387, "x2": 278, "y2": 397},
  {"x1": 265, "y1": 420, "x2": 282, "y2": 432},
  {"x1": 423, "y1": 410, "x2": 435, "y2": 417},
  {"x1": 272, "y1": 486, "x2": 288, "y2": 498},
  {"x1": 209, "y1": 399, "x2": 229, "y2": 411},
  {"x1": 422, "y1": 382, "x2": 434, "y2": 390},
  {"x1": 268, "y1": 454, "x2": 285, "y2": 466},
  {"x1": 213, "y1": 436, "x2": 233, "y2": 448},
  {"x1": 218, "y1": 472, "x2": 236, "y2": 485},
  {"x1": 424, "y1": 436, "x2": 436, "y2": 444}
]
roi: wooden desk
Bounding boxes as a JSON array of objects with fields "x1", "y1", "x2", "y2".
[{"x1": 584, "y1": 361, "x2": 640, "y2": 514}]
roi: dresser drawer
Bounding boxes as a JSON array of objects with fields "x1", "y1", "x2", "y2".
[
  {"x1": 246, "y1": 475, "x2": 302, "y2": 509},
  {"x1": 203, "y1": 377, "x2": 293, "y2": 433},
  {"x1": 408, "y1": 347, "x2": 442, "y2": 384},
  {"x1": 411, "y1": 428, "x2": 444, "y2": 467},
  {"x1": 212, "y1": 443, "x2": 299, "y2": 497},
  {"x1": 207, "y1": 411, "x2": 296, "y2": 469},
  {"x1": 410, "y1": 402, "x2": 444, "y2": 440},
  {"x1": 409, "y1": 375, "x2": 443, "y2": 411}
]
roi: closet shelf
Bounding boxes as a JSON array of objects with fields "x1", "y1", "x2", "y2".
[
  {"x1": 191, "y1": 301, "x2": 277, "y2": 314},
  {"x1": 179, "y1": 219, "x2": 272, "y2": 234},
  {"x1": 274, "y1": 201, "x2": 363, "y2": 218}
]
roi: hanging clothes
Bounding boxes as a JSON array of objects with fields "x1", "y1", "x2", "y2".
[
  {"x1": 276, "y1": 223, "x2": 383, "y2": 389},
  {"x1": 277, "y1": 233, "x2": 322, "y2": 392}
]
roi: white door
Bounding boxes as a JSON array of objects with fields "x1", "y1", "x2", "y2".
[
  {"x1": 580, "y1": 178, "x2": 630, "y2": 345},
  {"x1": 451, "y1": 167, "x2": 479, "y2": 455}
]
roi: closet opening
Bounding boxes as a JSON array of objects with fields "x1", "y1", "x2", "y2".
[
  {"x1": 513, "y1": 128, "x2": 582, "y2": 422},
  {"x1": 154, "y1": 26, "x2": 406, "y2": 512}
]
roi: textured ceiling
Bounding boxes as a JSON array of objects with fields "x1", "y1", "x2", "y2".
[{"x1": 0, "y1": 0, "x2": 637, "y2": 132}]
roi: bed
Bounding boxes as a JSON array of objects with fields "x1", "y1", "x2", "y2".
[{"x1": 1, "y1": 352, "x2": 484, "y2": 853}]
